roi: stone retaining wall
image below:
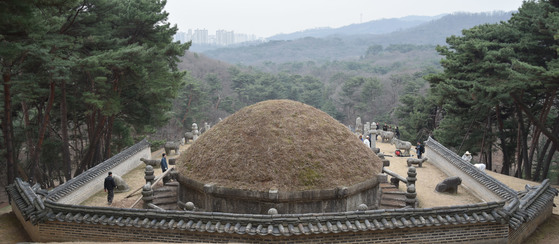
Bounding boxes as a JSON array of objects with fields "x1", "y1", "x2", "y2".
[{"x1": 177, "y1": 174, "x2": 382, "y2": 214}]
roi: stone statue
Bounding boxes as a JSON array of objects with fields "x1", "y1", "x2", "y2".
[
  {"x1": 140, "y1": 158, "x2": 158, "y2": 167},
  {"x1": 204, "y1": 122, "x2": 210, "y2": 133},
  {"x1": 184, "y1": 131, "x2": 194, "y2": 143},
  {"x1": 141, "y1": 157, "x2": 176, "y2": 167},
  {"x1": 407, "y1": 157, "x2": 428, "y2": 167},
  {"x1": 164, "y1": 141, "x2": 180, "y2": 155},
  {"x1": 113, "y1": 174, "x2": 130, "y2": 192},
  {"x1": 364, "y1": 122, "x2": 370, "y2": 135},
  {"x1": 391, "y1": 138, "x2": 412, "y2": 155},
  {"x1": 435, "y1": 176, "x2": 462, "y2": 194},
  {"x1": 192, "y1": 123, "x2": 200, "y2": 141},
  {"x1": 355, "y1": 117, "x2": 363, "y2": 134},
  {"x1": 380, "y1": 131, "x2": 395, "y2": 143}
]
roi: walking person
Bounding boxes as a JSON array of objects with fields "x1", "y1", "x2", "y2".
[
  {"x1": 104, "y1": 172, "x2": 116, "y2": 205},
  {"x1": 416, "y1": 142, "x2": 424, "y2": 159},
  {"x1": 160, "y1": 153, "x2": 168, "y2": 173}
]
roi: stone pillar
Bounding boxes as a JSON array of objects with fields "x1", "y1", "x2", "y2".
[
  {"x1": 142, "y1": 182, "x2": 154, "y2": 209},
  {"x1": 405, "y1": 184, "x2": 417, "y2": 208},
  {"x1": 370, "y1": 130, "x2": 377, "y2": 149},
  {"x1": 406, "y1": 166, "x2": 417, "y2": 187},
  {"x1": 144, "y1": 165, "x2": 155, "y2": 184}
]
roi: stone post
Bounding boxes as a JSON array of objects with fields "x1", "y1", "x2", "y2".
[
  {"x1": 144, "y1": 165, "x2": 155, "y2": 184},
  {"x1": 406, "y1": 166, "x2": 417, "y2": 187},
  {"x1": 370, "y1": 130, "x2": 377, "y2": 149},
  {"x1": 405, "y1": 184, "x2": 417, "y2": 208},
  {"x1": 142, "y1": 182, "x2": 154, "y2": 209}
]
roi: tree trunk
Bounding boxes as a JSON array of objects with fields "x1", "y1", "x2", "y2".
[
  {"x1": 527, "y1": 93, "x2": 553, "y2": 178},
  {"x1": 496, "y1": 104, "x2": 511, "y2": 175},
  {"x1": 534, "y1": 138, "x2": 552, "y2": 181},
  {"x1": 511, "y1": 92, "x2": 559, "y2": 152},
  {"x1": 514, "y1": 116, "x2": 522, "y2": 178},
  {"x1": 104, "y1": 115, "x2": 115, "y2": 160},
  {"x1": 28, "y1": 81, "x2": 56, "y2": 185},
  {"x1": 541, "y1": 142, "x2": 557, "y2": 180},
  {"x1": 60, "y1": 80, "x2": 72, "y2": 180},
  {"x1": 517, "y1": 105, "x2": 531, "y2": 179},
  {"x1": 481, "y1": 113, "x2": 493, "y2": 170},
  {"x1": 21, "y1": 101, "x2": 35, "y2": 168},
  {"x1": 2, "y1": 72, "x2": 16, "y2": 184},
  {"x1": 75, "y1": 115, "x2": 106, "y2": 175}
]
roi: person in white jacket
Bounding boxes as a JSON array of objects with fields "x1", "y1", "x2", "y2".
[
  {"x1": 461, "y1": 151, "x2": 472, "y2": 162},
  {"x1": 364, "y1": 136, "x2": 371, "y2": 148}
]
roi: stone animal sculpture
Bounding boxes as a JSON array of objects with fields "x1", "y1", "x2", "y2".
[
  {"x1": 140, "y1": 158, "x2": 158, "y2": 167},
  {"x1": 164, "y1": 141, "x2": 180, "y2": 155},
  {"x1": 391, "y1": 138, "x2": 412, "y2": 155},
  {"x1": 112, "y1": 174, "x2": 130, "y2": 192},
  {"x1": 141, "y1": 157, "x2": 176, "y2": 167},
  {"x1": 380, "y1": 131, "x2": 394, "y2": 143},
  {"x1": 184, "y1": 131, "x2": 194, "y2": 143},
  {"x1": 407, "y1": 157, "x2": 428, "y2": 167},
  {"x1": 474, "y1": 163, "x2": 486, "y2": 172},
  {"x1": 435, "y1": 176, "x2": 462, "y2": 194}
]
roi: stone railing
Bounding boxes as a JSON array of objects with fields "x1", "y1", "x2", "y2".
[
  {"x1": 46, "y1": 139, "x2": 151, "y2": 205},
  {"x1": 382, "y1": 167, "x2": 418, "y2": 208}
]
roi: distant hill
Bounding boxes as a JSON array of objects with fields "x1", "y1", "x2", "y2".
[
  {"x1": 268, "y1": 15, "x2": 444, "y2": 40},
  {"x1": 202, "y1": 12, "x2": 513, "y2": 65}
]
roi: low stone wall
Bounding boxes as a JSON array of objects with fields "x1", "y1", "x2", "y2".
[
  {"x1": 46, "y1": 139, "x2": 151, "y2": 205},
  {"x1": 177, "y1": 174, "x2": 382, "y2": 214},
  {"x1": 8, "y1": 176, "x2": 512, "y2": 243},
  {"x1": 34, "y1": 220, "x2": 508, "y2": 243}
]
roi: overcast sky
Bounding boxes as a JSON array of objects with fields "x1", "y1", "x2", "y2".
[{"x1": 164, "y1": 0, "x2": 525, "y2": 38}]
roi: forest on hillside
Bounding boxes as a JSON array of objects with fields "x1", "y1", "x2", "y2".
[
  {"x1": 0, "y1": 0, "x2": 189, "y2": 187},
  {"x1": 1, "y1": 0, "x2": 558, "y2": 190},
  {"x1": 202, "y1": 12, "x2": 513, "y2": 64},
  {"x1": 171, "y1": 1, "x2": 559, "y2": 182}
]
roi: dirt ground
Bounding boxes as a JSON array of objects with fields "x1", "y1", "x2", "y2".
[{"x1": 1, "y1": 139, "x2": 558, "y2": 243}]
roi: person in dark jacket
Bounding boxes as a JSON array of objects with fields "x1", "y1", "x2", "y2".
[
  {"x1": 160, "y1": 153, "x2": 168, "y2": 173},
  {"x1": 104, "y1": 172, "x2": 116, "y2": 205},
  {"x1": 416, "y1": 142, "x2": 425, "y2": 159}
]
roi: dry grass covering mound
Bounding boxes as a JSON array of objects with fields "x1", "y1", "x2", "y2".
[{"x1": 177, "y1": 99, "x2": 382, "y2": 191}]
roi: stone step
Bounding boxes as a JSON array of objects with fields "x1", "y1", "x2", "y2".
[
  {"x1": 164, "y1": 181, "x2": 179, "y2": 187},
  {"x1": 380, "y1": 182, "x2": 407, "y2": 209},
  {"x1": 380, "y1": 199, "x2": 407, "y2": 209},
  {"x1": 382, "y1": 194, "x2": 406, "y2": 201},
  {"x1": 154, "y1": 186, "x2": 177, "y2": 193},
  {"x1": 155, "y1": 192, "x2": 177, "y2": 199},
  {"x1": 382, "y1": 188, "x2": 405, "y2": 194}
]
